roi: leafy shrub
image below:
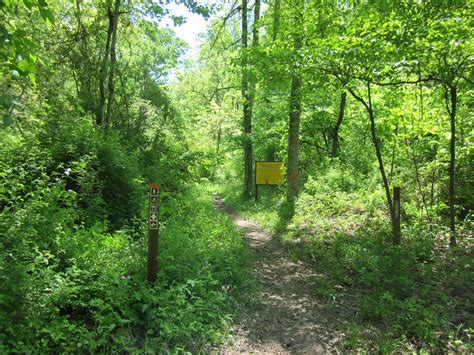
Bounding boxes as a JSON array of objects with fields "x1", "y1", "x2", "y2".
[
  {"x1": 219, "y1": 166, "x2": 473, "y2": 353},
  {"x1": 0, "y1": 180, "x2": 249, "y2": 352}
]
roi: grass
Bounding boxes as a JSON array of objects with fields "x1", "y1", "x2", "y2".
[
  {"x1": 0, "y1": 184, "x2": 253, "y2": 353},
  {"x1": 216, "y1": 179, "x2": 473, "y2": 353}
]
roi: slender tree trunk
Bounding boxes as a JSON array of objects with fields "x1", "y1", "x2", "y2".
[
  {"x1": 366, "y1": 83, "x2": 393, "y2": 219},
  {"x1": 97, "y1": 3, "x2": 113, "y2": 126},
  {"x1": 216, "y1": 124, "x2": 222, "y2": 161},
  {"x1": 347, "y1": 83, "x2": 396, "y2": 241},
  {"x1": 332, "y1": 91, "x2": 346, "y2": 157},
  {"x1": 286, "y1": 0, "x2": 304, "y2": 215},
  {"x1": 272, "y1": 0, "x2": 280, "y2": 42},
  {"x1": 253, "y1": 0, "x2": 260, "y2": 47},
  {"x1": 215, "y1": 91, "x2": 223, "y2": 165},
  {"x1": 118, "y1": 68, "x2": 130, "y2": 120},
  {"x1": 287, "y1": 74, "x2": 302, "y2": 211},
  {"x1": 74, "y1": 1, "x2": 86, "y2": 101},
  {"x1": 264, "y1": 0, "x2": 279, "y2": 162},
  {"x1": 242, "y1": 0, "x2": 253, "y2": 198},
  {"x1": 445, "y1": 85, "x2": 457, "y2": 247},
  {"x1": 430, "y1": 167, "x2": 436, "y2": 207},
  {"x1": 104, "y1": 0, "x2": 121, "y2": 130},
  {"x1": 242, "y1": 0, "x2": 259, "y2": 198},
  {"x1": 75, "y1": 0, "x2": 95, "y2": 114},
  {"x1": 389, "y1": 122, "x2": 398, "y2": 176}
]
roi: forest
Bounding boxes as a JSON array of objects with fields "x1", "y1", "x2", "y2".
[{"x1": 0, "y1": 0, "x2": 472, "y2": 352}]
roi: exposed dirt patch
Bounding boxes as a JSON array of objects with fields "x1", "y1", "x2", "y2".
[{"x1": 212, "y1": 194, "x2": 351, "y2": 354}]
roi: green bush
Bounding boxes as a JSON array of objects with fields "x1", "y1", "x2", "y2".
[{"x1": 0, "y1": 179, "x2": 249, "y2": 352}]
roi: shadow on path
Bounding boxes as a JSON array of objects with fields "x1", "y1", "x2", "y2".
[{"x1": 213, "y1": 194, "x2": 351, "y2": 354}]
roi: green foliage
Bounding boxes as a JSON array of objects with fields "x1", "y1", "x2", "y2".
[
  {"x1": 283, "y1": 170, "x2": 473, "y2": 352},
  {"x1": 1, "y1": 0, "x2": 472, "y2": 352},
  {"x1": 219, "y1": 164, "x2": 472, "y2": 352},
  {"x1": 0, "y1": 0, "x2": 250, "y2": 351},
  {"x1": 0, "y1": 184, "x2": 249, "y2": 352}
]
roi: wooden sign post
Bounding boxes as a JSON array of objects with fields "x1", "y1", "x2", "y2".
[
  {"x1": 255, "y1": 161, "x2": 284, "y2": 201},
  {"x1": 147, "y1": 183, "x2": 160, "y2": 282}
]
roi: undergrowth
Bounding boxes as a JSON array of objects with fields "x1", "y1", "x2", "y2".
[
  {"x1": 217, "y1": 174, "x2": 473, "y2": 353},
  {"x1": 0, "y1": 185, "x2": 250, "y2": 352}
]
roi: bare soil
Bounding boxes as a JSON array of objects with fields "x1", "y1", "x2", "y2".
[{"x1": 212, "y1": 194, "x2": 351, "y2": 354}]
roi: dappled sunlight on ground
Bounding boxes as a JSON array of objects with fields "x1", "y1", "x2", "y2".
[{"x1": 212, "y1": 194, "x2": 353, "y2": 354}]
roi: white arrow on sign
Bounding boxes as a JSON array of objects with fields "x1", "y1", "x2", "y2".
[{"x1": 150, "y1": 213, "x2": 158, "y2": 221}]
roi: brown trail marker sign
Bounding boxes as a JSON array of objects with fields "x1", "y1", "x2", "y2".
[
  {"x1": 147, "y1": 183, "x2": 160, "y2": 282},
  {"x1": 255, "y1": 161, "x2": 284, "y2": 201}
]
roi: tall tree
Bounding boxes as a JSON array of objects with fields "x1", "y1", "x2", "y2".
[
  {"x1": 445, "y1": 84, "x2": 457, "y2": 247},
  {"x1": 104, "y1": 0, "x2": 121, "y2": 130},
  {"x1": 97, "y1": 1, "x2": 114, "y2": 126},
  {"x1": 241, "y1": 0, "x2": 253, "y2": 198},
  {"x1": 272, "y1": 0, "x2": 280, "y2": 42},
  {"x1": 286, "y1": 0, "x2": 304, "y2": 215}
]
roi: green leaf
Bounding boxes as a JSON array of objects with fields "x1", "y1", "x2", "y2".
[
  {"x1": 23, "y1": 0, "x2": 34, "y2": 10},
  {"x1": 17, "y1": 59, "x2": 30, "y2": 73},
  {"x1": 28, "y1": 72, "x2": 36, "y2": 85},
  {"x1": 39, "y1": 7, "x2": 55, "y2": 25},
  {"x1": 3, "y1": 115, "x2": 14, "y2": 127},
  {"x1": 0, "y1": 95, "x2": 13, "y2": 109}
]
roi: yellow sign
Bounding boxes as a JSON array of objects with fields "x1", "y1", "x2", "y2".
[{"x1": 255, "y1": 161, "x2": 284, "y2": 185}]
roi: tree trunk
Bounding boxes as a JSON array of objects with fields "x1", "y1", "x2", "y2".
[
  {"x1": 74, "y1": 0, "x2": 94, "y2": 114},
  {"x1": 445, "y1": 85, "x2": 457, "y2": 247},
  {"x1": 104, "y1": 0, "x2": 121, "y2": 130},
  {"x1": 366, "y1": 83, "x2": 394, "y2": 222},
  {"x1": 347, "y1": 83, "x2": 396, "y2": 242},
  {"x1": 215, "y1": 91, "x2": 223, "y2": 166},
  {"x1": 242, "y1": 0, "x2": 253, "y2": 198},
  {"x1": 97, "y1": 2, "x2": 113, "y2": 126},
  {"x1": 272, "y1": 0, "x2": 281, "y2": 42},
  {"x1": 264, "y1": 0, "x2": 279, "y2": 161},
  {"x1": 332, "y1": 91, "x2": 346, "y2": 157},
  {"x1": 286, "y1": 0, "x2": 304, "y2": 215},
  {"x1": 253, "y1": 0, "x2": 260, "y2": 47}
]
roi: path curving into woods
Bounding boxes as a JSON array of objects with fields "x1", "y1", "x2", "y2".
[{"x1": 212, "y1": 194, "x2": 350, "y2": 354}]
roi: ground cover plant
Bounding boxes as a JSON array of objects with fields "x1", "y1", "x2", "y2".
[
  {"x1": 1, "y1": 0, "x2": 472, "y2": 352},
  {"x1": 217, "y1": 170, "x2": 473, "y2": 352},
  {"x1": 0, "y1": 169, "x2": 250, "y2": 352}
]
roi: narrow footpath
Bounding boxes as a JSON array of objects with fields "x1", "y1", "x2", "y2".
[{"x1": 212, "y1": 194, "x2": 349, "y2": 354}]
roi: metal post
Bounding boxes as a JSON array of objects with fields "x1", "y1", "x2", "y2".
[{"x1": 147, "y1": 183, "x2": 160, "y2": 282}]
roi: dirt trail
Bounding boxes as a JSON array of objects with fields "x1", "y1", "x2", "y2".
[{"x1": 212, "y1": 194, "x2": 348, "y2": 354}]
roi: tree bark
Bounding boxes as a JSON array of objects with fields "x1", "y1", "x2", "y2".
[
  {"x1": 332, "y1": 91, "x2": 346, "y2": 157},
  {"x1": 215, "y1": 90, "x2": 223, "y2": 166},
  {"x1": 104, "y1": 0, "x2": 121, "y2": 130},
  {"x1": 272, "y1": 0, "x2": 281, "y2": 42},
  {"x1": 242, "y1": 0, "x2": 253, "y2": 198},
  {"x1": 286, "y1": 0, "x2": 304, "y2": 215},
  {"x1": 366, "y1": 82, "x2": 394, "y2": 221},
  {"x1": 97, "y1": 2, "x2": 113, "y2": 126},
  {"x1": 253, "y1": 0, "x2": 260, "y2": 47},
  {"x1": 346, "y1": 82, "x2": 396, "y2": 241},
  {"x1": 74, "y1": 0, "x2": 94, "y2": 114},
  {"x1": 445, "y1": 85, "x2": 457, "y2": 247},
  {"x1": 240, "y1": 0, "x2": 260, "y2": 198}
]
